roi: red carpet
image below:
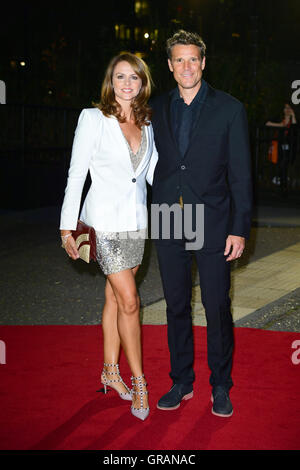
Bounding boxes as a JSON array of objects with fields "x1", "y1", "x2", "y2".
[{"x1": 0, "y1": 325, "x2": 299, "y2": 450}]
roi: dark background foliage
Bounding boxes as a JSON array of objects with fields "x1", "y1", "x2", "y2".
[{"x1": 1, "y1": 0, "x2": 299, "y2": 124}]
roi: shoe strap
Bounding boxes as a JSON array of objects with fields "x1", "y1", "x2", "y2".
[
  {"x1": 131, "y1": 375, "x2": 148, "y2": 410},
  {"x1": 103, "y1": 362, "x2": 120, "y2": 369},
  {"x1": 101, "y1": 368, "x2": 130, "y2": 392},
  {"x1": 131, "y1": 373, "x2": 145, "y2": 381},
  {"x1": 104, "y1": 370, "x2": 120, "y2": 376},
  {"x1": 131, "y1": 405, "x2": 150, "y2": 411},
  {"x1": 131, "y1": 390, "x2": 148, "y2": 410},
  {"x1": 131, "y1": 381, "x2": 148, "y2": 390},
  {"x1": 131, "y1": 389, "x2": 148, "y2": 395}
]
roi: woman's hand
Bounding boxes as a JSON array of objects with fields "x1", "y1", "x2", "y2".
[{"x1": 61, "y1": 231, "x2": 80, "y2": 260}]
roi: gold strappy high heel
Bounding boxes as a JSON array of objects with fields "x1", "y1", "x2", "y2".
[{"x1": 101, "y1": 362, "x2": 132, "y2": 401}]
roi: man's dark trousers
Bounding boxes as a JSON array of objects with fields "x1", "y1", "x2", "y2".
[{"x1": 155, "y1": 238, "x2": 233, "y2": 392}]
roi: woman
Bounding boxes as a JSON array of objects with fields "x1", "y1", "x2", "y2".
[
  {"x1": 266, "y1": 103, "x2": 297, "y2": 191},
  {"x1": 266, "y1": 103, "x2": 297, "y2": 128},
  {"x1": 59, "y1": 53, "x2": 158, "y2": 421}
]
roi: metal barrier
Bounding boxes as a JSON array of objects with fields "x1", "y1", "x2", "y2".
[
  {"x1": 252, "y1": 125, "x2": 300, "y2": 197},
  {"x1": 0, "y1": 104, "x2": 299, "y2": 209},
  {"x1": 0, "y1": 104, "x2": 81, "y2": 209}
]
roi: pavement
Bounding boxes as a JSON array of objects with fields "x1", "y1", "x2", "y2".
[{"x1": 0, "y1": 201, "x2": 300, "y2": 332}]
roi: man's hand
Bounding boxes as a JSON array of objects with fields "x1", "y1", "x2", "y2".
[{"x1": 224, "y1": 235, "x2": 245, "y2": 261}]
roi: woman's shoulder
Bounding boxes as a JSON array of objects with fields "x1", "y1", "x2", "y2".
[
  {"x1": 80, "y1": 107, "x2": 105, "y2": 121},
  {"x1": 81, "y1": 108, "x2": 119, "y2": 127}
]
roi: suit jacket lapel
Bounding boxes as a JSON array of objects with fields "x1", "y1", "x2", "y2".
[
  {"x1": 185, "y1": 85, "x2": 216, "y2": 157},
  {"x1": 164, "y1": 84, "x2": 216, "y2": 161},
  {"x1": 163, "y1": 84, "x2": 217, "y2": 161},
  {"x1": 165, "y1": 90, "x2": 182, "y2": 160}
]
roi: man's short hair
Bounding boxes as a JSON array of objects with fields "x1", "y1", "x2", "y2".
[{"x1": 166, "y1": 30, "x2": 206, "y2": 60}]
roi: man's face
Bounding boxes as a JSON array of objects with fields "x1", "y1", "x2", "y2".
[{"x1": 168, "y1": 44, "x2": 205, "y2": 91}]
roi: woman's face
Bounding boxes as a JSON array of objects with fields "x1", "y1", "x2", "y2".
[
  {"x1": 284, "y1": 104, "x2": 292, "y2": 116},
  {"x1": 112, "y1": 61, "x2": 142, "y2": 105}
]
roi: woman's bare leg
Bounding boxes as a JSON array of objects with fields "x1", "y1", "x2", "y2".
[
  {"x1": 101, "y1": 278, "x2": 130, "y2": 395},
  {"x1": 107, "y1": 266, "x2": 148, "y2": 409}
]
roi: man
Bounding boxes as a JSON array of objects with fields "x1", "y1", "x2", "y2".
[{"x1": 150, "y1": 30, "x2": 252, "y2": 417}]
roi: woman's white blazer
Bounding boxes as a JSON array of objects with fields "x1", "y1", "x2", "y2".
[{"x1": 60, "y1": 108, "x2": 158, "y2": 232}]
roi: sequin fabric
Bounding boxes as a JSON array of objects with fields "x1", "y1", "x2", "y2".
[
  {"x1": 96, "y1": 126, "x2": 147, "y2": 275},
  {"x1": 127, "y1": 125, "x2": 147, "y2": 172}
]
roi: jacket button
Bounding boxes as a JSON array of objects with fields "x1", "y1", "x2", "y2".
[
  {"x1": 180, "y1": 165, "x2": 186, "y2": 170},
  {"x1": 132, "y1": 178, "x2": 136, "y2": 182}
]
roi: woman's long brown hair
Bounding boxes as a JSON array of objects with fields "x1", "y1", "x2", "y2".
[{"x1": 94, "y1": 53, "x2": 152, "y2": 128}]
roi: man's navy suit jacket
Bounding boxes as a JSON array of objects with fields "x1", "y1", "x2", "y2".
[{"x1": 150, "y1": 82, "x2": 253, "y2": 249}]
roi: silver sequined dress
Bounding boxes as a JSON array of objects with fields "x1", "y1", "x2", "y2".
[{"x1": 95, "y1": 126, "x2": 147, "y2": 275}]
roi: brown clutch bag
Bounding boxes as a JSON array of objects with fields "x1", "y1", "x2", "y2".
[{"x1": 72, "y1": 220, "x2": 97, "y2": 263}]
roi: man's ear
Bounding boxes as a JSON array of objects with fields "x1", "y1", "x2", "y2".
[
  {"x1": 201, "y1": 56, "x2": 206, "y2": 71},
  {"x1": 168, "y1": 58, "x2": 174, "y2": 72}
]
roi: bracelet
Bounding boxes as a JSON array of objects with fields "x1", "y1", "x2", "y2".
[
  {"x1": 61, "y1": 233, "x2": 72, "y2": 240},
  {"x1": 61, "y1": 233, "x2": 72, "y2": 248}
]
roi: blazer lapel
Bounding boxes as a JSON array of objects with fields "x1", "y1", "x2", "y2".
[
  {"x1": 135, "y1": 125, "x2": 150, "y2": 177},
  {"x1": 164, "y1": 84, "x2": 216, "y2": 161}
]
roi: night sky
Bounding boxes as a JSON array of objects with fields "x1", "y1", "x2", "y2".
[{"x1": 1, "y1": 0, "x2": 300, "y2": 118}]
